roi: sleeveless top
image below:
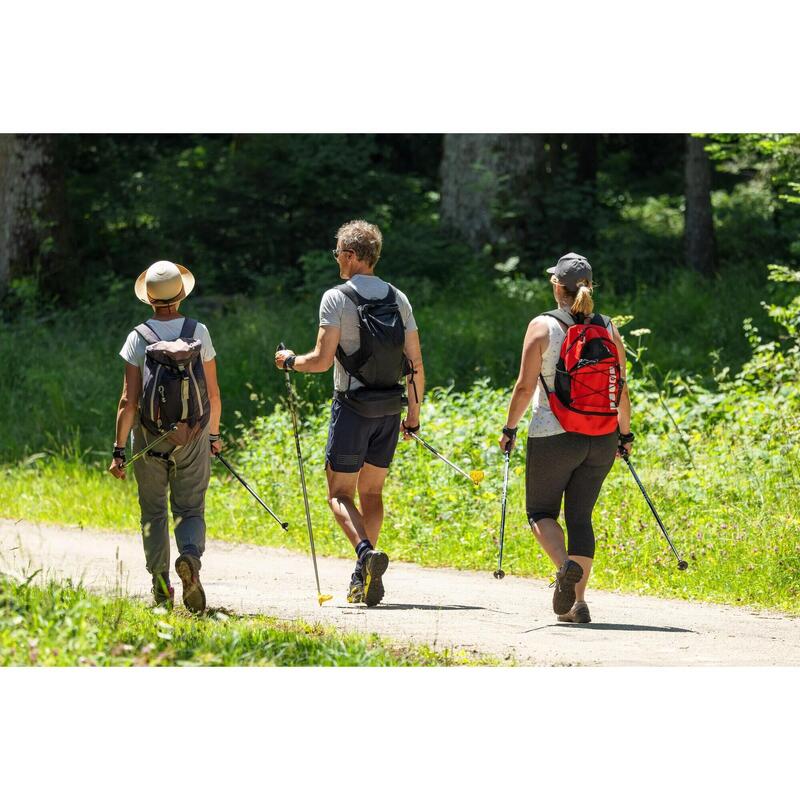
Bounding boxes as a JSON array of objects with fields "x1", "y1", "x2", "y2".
[{"x1": 528, "y1": 314, "x2": 567, "y2": 438}]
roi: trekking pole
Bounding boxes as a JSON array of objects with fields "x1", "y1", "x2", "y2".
[
  {"x1": 408, "y1": 431, "x2": 485, "y2": 485},
  {"x1": 494, "y1": 445, "x2": 512, "y2": 579},
  {"x1": 214, "y1": 453, "x2": 289, "y2": 531},
  {"x1": 124, "y1": 424, "x2": 179, "y2": 468},
  {"x1": 279, "y1": 343, "x2": 333, "y2": 606},
  {"x1": 620, "y1": 450, "x2": 688, "y2": 570}
]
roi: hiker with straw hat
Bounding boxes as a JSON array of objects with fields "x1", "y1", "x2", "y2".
[{"x1": 109, "y1": 260, "x2": 223, "y2": 613}]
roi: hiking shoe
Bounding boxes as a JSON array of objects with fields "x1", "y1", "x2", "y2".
[
  {"x1": 550, "y1": 559, "x2": 584, "y2": 615},
  {"x1": 175, "y1": 554, "x2": 206, "y2": 614},
  {"x1": 557, "y1": 600, "x2": 591, "y2": 624},
  {"x1": 152, "y1": 573, "x2": 174, "y2": 608},
  {"x1": 362, "y1": 550, "x2": 389, "y2": 608},
  {"x1": 347, "y1": 572, "x2": 365, "y2": 604}
]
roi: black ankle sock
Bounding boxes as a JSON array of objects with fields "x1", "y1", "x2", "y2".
[{"x1": 355, "y1": 539, "x2": 372, "y2": 562}]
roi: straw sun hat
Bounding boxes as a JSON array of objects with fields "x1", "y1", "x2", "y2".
[{"x1": 134, "y1": 261, "x2": 195, "y2": 306}]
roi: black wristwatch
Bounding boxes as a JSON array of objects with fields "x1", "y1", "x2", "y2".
[
  {"x1": 502, "y1": 426, "x2": 518, "y2": 439},
  {"x1": 619, "y1": 431, "x2": 635, "y2": 445},
  {"x1": 113, "y1": 445, "x2": 126, "y2": 462},
  {"x1": 402, "y1": 421, "x2": 420, "y2": 434},
  {"x1": 209, "y1": 433, "x2": 221, "y2": 443},
  {"x1": 284, "y1": 355, "x2": 297, "y2": 371}
]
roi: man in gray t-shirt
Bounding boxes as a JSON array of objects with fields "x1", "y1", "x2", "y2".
[{"x1": 275, "y1": 220, "x2": 425, "y2": 608}]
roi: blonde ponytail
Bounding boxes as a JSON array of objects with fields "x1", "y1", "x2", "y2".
[{"x1": 570, "y1": 282, "x2": 594, "y2": 317}]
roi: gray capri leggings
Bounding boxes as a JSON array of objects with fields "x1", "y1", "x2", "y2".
[{"x1": 525, "y1": 431, "x2": 618, "y2": 559}]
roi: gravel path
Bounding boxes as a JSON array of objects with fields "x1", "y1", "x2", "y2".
[{"x1": 2, "y1": 518, "x2": 798, "y2": 665}]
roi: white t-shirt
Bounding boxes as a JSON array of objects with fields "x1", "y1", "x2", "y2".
[
  {"x1": 528, "y1": 314, "x2": 567, "y2": 438},
  {"x1": 119, "y1": 317, "x2": 217, "y2": 373},
  {"x1": 319, "y1": 274, "x2": 417, "y2": 392}
]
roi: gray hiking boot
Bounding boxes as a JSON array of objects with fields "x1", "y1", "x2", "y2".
[
  {"x1": 557, "y1": 600, "x2": 591, "y2": 624},
  {"x1": 175, "y1": 554, "x2": 206, "y2": 614},
  {"x1": 551, "y1": 559, "x2": 584, "y2": 615},
  {"x1": 362, "y1": 550, "x2": 389, "y2": 608}
]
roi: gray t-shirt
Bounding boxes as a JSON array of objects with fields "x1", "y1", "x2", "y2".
[
  {"x1": 119, "y1": 317, "x2": 217, "y2": 373},
  {"x1": 319, "y1": 274, "x2": 417, "y2": 392}
]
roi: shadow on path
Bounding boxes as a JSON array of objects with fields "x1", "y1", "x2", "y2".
[{"x1": 523, "y1": 623, "x2": 697, "y2": 634}]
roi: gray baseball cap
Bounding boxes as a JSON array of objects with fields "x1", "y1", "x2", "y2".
[{"x1": 546, "y1": 252, "x2": 593, "y2": 291}]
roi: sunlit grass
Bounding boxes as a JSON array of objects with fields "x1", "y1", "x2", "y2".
[{"x1": 0, "y1": 574, "x2": 495, "y2": 666}]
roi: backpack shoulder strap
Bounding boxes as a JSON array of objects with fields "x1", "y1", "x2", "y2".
[
  {"x1": 179, "y1": 317, "x2": 198, "y2": 338},
  {"x1": 135, "y1": 322, "x2": 161, "y2": 346},
  {"x1": 335, "y1": 284, "x2": 366, "y2": 307},
  {"x1": 381, "y1": 284, "x2": 397, "y2": 305},
  {"x1": 590, "y1": 313, "x2": 612, "y2": 330},
  {"x1": 541, "y1": 309, "x2": 576, "y2": 329}
]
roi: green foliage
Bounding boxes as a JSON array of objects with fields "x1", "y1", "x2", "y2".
[
  {"x1": 49, "y1": 134, "x2": 458, "y2": 303},
  {"x1": 0, "y1": 266, "x2": 774, "y2": 460},
  {"x1": 0, "y1": 574, "x2": 490, "y2": 666}
]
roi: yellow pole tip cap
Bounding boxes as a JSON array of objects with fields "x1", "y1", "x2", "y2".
[
  {"x1": 470, "y1": 470, "x2": 485, "y2": 484},
  {"x1": 318, "y1": 594, "x2": 333, "y2": 605}
]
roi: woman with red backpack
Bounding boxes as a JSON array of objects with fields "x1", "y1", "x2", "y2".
[{"x1": 499, "y1": 253, "x2": 632, "y2": 623}]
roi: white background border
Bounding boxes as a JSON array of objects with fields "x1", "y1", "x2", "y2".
[{"x1": 1, "y1": 0, "x2": 796, "y2": 794}]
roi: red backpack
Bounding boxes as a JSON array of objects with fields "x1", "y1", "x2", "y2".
[{"x1": 539, "y1": 309, "x2": 622, "y2": 436}]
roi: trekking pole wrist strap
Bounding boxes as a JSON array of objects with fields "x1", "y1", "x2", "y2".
[
  {"x1": 502, "y1": 426, "x2": 518, "y2": 439},
  {"x1": 284, "y1": 355, "x2": 297, "y2": 371},
  {"x1": 619, "y1": 431, "x2": 635, "y2": 444},
  {"x1": 402, "y1": 421, "x2": 420, "y2": 433},
  {"x1": 209, "y1": 433, "x2": 221, "y2": 442},
  {"x1": 112, "y1": 446, "x2": 126, "y2": 461}
]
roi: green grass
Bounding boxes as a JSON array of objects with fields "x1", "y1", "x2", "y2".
[{"x1": 0, "y1": 574, "x2": 495, "y2": 666}]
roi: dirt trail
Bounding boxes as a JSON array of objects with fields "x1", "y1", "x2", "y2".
[{"x1": 2, "y1": 518, "x2": 798, "y2": 665}]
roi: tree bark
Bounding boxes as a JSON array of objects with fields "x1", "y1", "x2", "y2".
[
  {"x1": 684, "y1": 135, "x2": 717, "y2": 277},
  {"x1": 0, "y1": 134, "x2": 66, "y2": 298},
  {"x1": 440, "y1": 134, "x2": 543, "y2": 250}
]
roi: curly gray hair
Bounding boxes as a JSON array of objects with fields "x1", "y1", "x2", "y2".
[{"x1": 336, "y1": 220, "x2": 383, "y2": 267}]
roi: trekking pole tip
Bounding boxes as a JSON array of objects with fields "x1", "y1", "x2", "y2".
[
  {"x1": 281, "y1": 522, "x2": 290, "y2": 530},
  {"x1": 318, "y1": 594, "x2": 333, "y2": 605},
  {"x1": 677, "y1": 560, "x2": 689, "y2": 571},
  {"x1": 493, "y1": 569, "x2": 505, "y2": 580}
]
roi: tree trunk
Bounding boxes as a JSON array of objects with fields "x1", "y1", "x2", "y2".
[
  {"x1": 0, "y1": 134, "x2": 66, "y2": 298},
  {"x1": 684, "y1": 135, "x2": 717, "y2": 277},
  {"x1": 440, "y1": 134, "x2": 542, "y2": 250}
]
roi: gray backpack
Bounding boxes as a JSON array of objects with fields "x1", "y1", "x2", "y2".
[{"x1": 135, "y1": 318, "x2": 210, "y2": 445}]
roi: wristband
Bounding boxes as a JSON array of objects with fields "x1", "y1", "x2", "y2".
[
  {"x1": 619, "y1": 431, "x2": 635, "y2": 444},
  {"x1": 502, "y1": 426, "x2": 518, "y2": 439},
  {"x1": 284, "y1": 355, "x2": 297, "y2": 371},
  {"x1": 402, "y1": 421, "x2": 420, "y2": 434},
  {"x1": 209, "y1": 433, "x2": 221, "y2": 443},
  {"x1": 113, "y1": 446, "x2": 126, "y2": 462}
]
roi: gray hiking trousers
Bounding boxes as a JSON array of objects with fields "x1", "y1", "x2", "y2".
[{"x1": 132, "y1": 423, "x2": 210, "y2": 575}]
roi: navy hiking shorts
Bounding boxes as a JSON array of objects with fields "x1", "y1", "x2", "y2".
[{"x1": 325, "y1": 399, "x2": 401, "y2": 473}]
